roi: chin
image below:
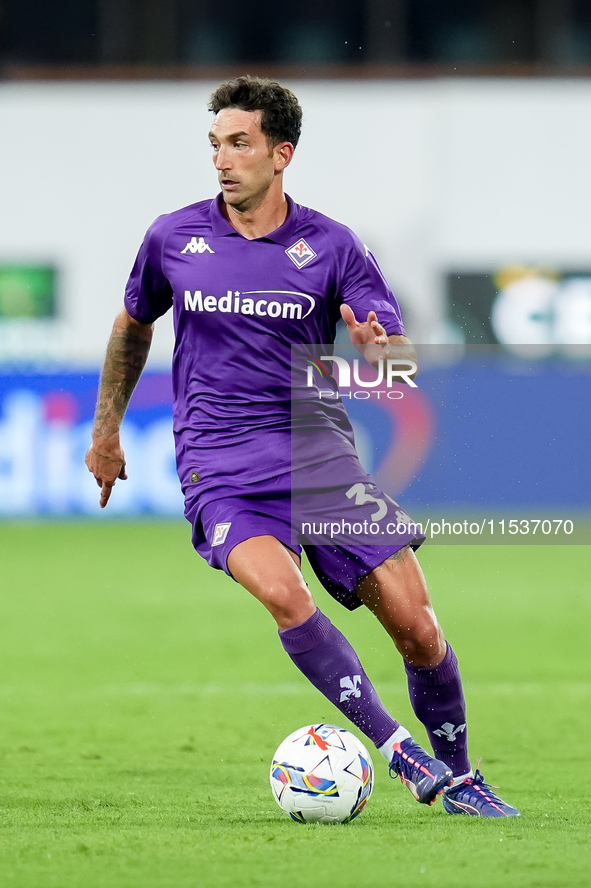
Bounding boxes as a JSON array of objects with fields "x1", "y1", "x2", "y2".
[
  {"x1": 221, "y1": 191, "x2": 243, "y2": 207},
  {"x1": 224, "y1": 194, "x2": 254, "y2": 214}
]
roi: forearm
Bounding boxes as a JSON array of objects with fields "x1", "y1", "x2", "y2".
[{"x1": 92, "y1": 308, "x2": 153, "y2": 441}]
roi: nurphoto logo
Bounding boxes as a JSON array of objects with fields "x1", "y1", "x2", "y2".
[{"x1": 305, "y1": 355, "x2": 418, "y2": 400}]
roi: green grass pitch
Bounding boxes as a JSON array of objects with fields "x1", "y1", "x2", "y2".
[{"x1": 0, "y1": 522, "x2": 590, "y2": 888}]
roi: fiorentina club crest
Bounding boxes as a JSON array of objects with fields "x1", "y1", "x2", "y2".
[
  {"x1": 212, "y1": 522, "x2": 231, "y2": 546},
  {"x1": 286, "y1": 238, "x2": 317, "y2": 269}
]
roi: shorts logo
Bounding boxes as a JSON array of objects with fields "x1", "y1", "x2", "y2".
[
  {"x1": 212, "y1": 522, "x2": 231, "y2": 546},
  {"x1": 286, "y1": 238, "x2": 317, "y2": 269}
]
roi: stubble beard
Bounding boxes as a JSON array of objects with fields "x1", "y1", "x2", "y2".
[{"x1": 223, "y1": 182, "x2": 271, "y2": 216}]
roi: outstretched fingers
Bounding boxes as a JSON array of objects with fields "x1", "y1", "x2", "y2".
[{"x1": 340, "y1": 305, "x2": 388, "y2": 345}]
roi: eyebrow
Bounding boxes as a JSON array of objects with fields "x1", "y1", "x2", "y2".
[{"x1": 208, "y1": 130, "x2": 250, "y2": 141}]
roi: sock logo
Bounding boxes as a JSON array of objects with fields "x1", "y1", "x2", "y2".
[
  {"x1": 339, "y1": 674, "x2": 361, "y2": 703},
  {"x1": 433, "y1": 721, "x2": 467, "y2": 742}
]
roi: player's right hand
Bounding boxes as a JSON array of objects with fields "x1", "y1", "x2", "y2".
[{"x1": 85, "y1": 438, "x2": 127, "y2": 509}]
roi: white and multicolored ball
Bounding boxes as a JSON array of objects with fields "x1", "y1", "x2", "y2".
[{"x1": 270, "y1": 723, "x2": 374, "y2": 824}]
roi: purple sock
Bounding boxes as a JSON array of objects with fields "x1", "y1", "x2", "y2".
[
  {"x1": 279, "y1": 608, "x2": 399, "y2": 748},
  {"x1": 405, "y1": 643, "x2": 471, "y2": 776}
]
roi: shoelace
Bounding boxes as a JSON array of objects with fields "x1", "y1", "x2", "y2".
[
  {"x1": 469, "y1": 771, "x2": 501, "y2": 794},
  {"x1": 461, "y1": 764, "x2": 500, "y2": 793},
  {"x1": 451, "y1": 769, "x2": 509, "y2": 814},
  {"x1": 452, "y1": 756, "x2": 499, "y2": 791}
]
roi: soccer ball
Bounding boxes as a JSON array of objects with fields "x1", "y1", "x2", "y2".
[{"x1": 270, "y1": 723, "x2": 374, "y2": 824}]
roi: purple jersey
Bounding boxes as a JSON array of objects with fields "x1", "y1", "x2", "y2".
[{"x1": 124, "y1": 194, "x2": 405, "y2": 493}]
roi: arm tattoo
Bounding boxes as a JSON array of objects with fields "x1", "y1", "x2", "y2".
[
  {"x1": 93, "y1": 318, "x2": 153, "y2": 439},
  {"x1": 388, "y1": 546, "x2": 409, "y2": 561}
]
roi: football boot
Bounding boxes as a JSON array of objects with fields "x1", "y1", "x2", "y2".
[
  {"x1": 389, "y1": 738, "x2": 453, "y2": 805},
  {"x1": 443, "y1": 769, "x2": 520, "y2": 817}
]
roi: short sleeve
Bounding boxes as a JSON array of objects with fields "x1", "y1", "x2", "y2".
[
  {"x1": 338, "y1": 232, "x2": 406, "y2": 336},
  {"x1": 124, "y1": 216, "x2": 174, "y2": 324}
]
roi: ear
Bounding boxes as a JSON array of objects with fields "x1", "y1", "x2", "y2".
[{"x1": 274, "y1": 141, "x2": 294, "y2": 171}]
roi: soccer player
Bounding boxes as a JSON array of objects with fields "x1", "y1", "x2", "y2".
[{"x1": 85, "y1": 76, "x2": 518, "y2": 817}]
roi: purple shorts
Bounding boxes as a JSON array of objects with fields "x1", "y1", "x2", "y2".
[{"x1": 184, "y1": 468, "x2": 425, "y2": 611}]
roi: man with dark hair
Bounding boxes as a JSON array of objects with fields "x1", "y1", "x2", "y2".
[
  {"x1": 208, "y1": 74, "x2": 302, "y2": 149},
  {"x1": 86, "y1": 76, "x2": 518, "y2": 817}
]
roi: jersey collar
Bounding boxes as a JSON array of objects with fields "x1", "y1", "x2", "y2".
[{"x1": 209, "y1": 193, "x2": 299, "y2": 246}]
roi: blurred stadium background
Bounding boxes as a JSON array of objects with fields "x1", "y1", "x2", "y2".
[{"x1": 0, "y1": 0, "x2": 590, "y2": 522}]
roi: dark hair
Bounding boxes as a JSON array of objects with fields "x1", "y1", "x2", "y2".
[{"x1": 208, "y1": 75, "x2": 302, "y2": 149}]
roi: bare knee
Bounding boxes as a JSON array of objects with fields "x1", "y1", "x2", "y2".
[
  {"x1": 394, "y1": 614, "x2": 445, "y2": 667},
  {"x1": 227, "y1": 536, "x2": 316, "y2": 630},
  {"x1": 261, "y1": 577, "x2": 316, "y2": 630},
  {"x1": 356, "y1": 549, "x2": 446, "y2": 667}
]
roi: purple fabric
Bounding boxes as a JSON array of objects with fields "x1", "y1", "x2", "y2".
[
  {"x1": 279, "y1": 608, "x2": 399, "y2": 747},
  {"x1": 185, "y1": 462, "x2": 424, "y2": 610},
  {"x1": 124, "y1": 194, "x2": 406, "y2": 494},
  {"x1": 405, "y1": 643, "x2": 470, "y2": 776}
]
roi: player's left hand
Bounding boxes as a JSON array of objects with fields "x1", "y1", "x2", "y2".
[{"x1": 340, "y1": 305, "x2": 389, "y2": 363}]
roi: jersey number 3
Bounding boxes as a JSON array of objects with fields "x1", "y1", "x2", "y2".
[{"x1": 345, "y1": 482, "x2": 392, "y2": 522}]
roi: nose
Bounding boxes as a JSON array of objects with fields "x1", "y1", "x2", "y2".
[{"x1": 214, "y1": 145, "x2": 230, "y2": 170}]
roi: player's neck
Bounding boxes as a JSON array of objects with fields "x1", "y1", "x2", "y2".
[{"x1": 224, "y1": 185, "x2": 288, "y2": 240}]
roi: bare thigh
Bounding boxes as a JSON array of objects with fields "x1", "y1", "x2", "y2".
[
  {"x1": 227, "y1": 535, "x2": 316, "y2": 630},
  {"x1": 356, "y1": 546, "x2": 446, "y2": 667}
]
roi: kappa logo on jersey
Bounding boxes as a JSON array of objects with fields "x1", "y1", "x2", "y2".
[
  {"x1": 181, "y1": 236, "x2": 215, "y2": 255},
  {"x1": 212, "y1": 522, "x2": 231, "y2": 546},
  {"x1": 339, "y1": 674, "x2": 362, "y2": 703},
  {"x1": 286, "y1": 238, "x2": 317, "y2": 269},
  {"x1": 433, "y1": 722, "x2": 467, "y2": 742}
]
